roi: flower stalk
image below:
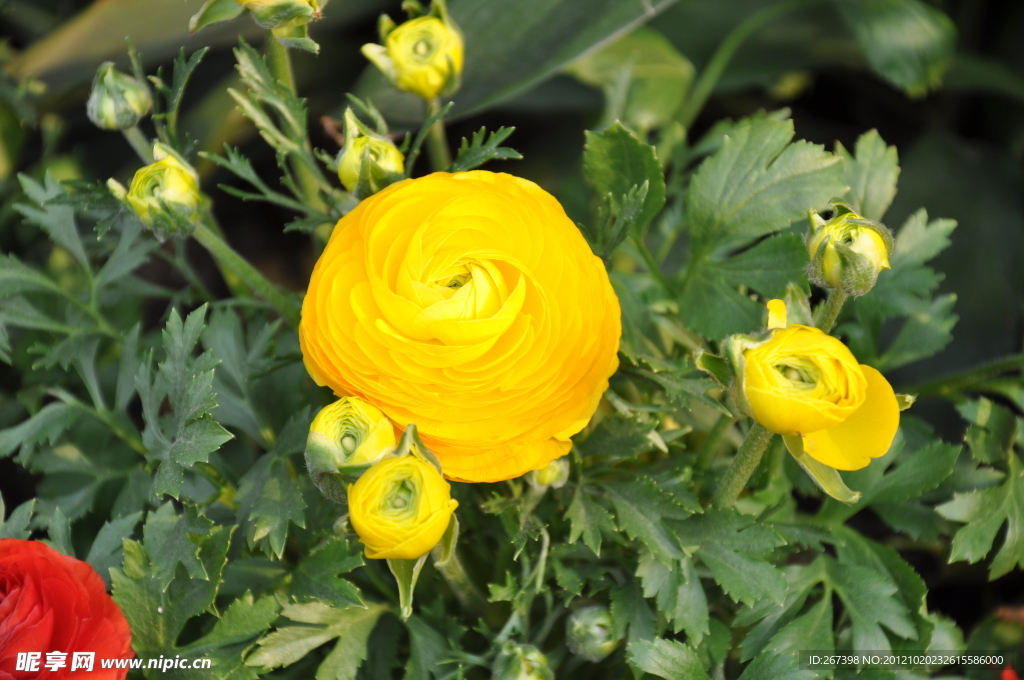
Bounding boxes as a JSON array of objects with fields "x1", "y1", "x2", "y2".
[
  {"x1": 426, "y1": 98, "x2": 451, "y2": 171},
  {"x1": 711, "y1": 422, "x2": 773, "y2": 508}
]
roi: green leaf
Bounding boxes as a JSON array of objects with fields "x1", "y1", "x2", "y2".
[
  {"x1": 837, "y1": 129, "x2": 900, "y2": 221},
  {"x1": 448, "y1": 126, "x2": 522, "y2": 172},
  {"x1": 46, "y1": 507, "x2": 74, "y2": 556},
  {"x1": 610, "y1": 575, "x2": 656, "y2": 645},
  {"x1": 875, "y1": 293, "x2": 957, "y2": 371},
  {"x1": 937, "y1": 454, "x2": 1024, "y2": 579},
  {"x1": 290, "y1": 538, "x2": 364, "y2": 608},
  {"x1": 0, "y1": 498, "x2": 36, "y2": 539},
  {"x1": 602, "y1": 477, "x2": 692, "y2": 563},
  {"x1": 175, "y1": 592, "x2": 280, "y2": 680},
  {"x1": 565, "y1": 484, "x2": 616, "y2": 556},
  {"x1": 583, "y1": 121, "x2": 667, "y2": 234},
  {"x1": 835, "y1": 0, "x2": 956, "y2": 98},
  {"x1": 0, "y1": 254, "x2": 64, "y2": 298},
  {"x1": 402, "y1": 616, "x2": 447, "y2": 680},
  {"x1": 576, "y1": 415, "x2": 657, "y2": 459},
  {"x1": 0, "y1": 402, "x2": 82, "y2": 462},
  {"x1": 142, "y1": 502, "x2": 216, "y2": 590},
  {"x1": 637, "y1": 552, "x2": 709, "y2": 642},
  {"x1": 671, "y1": 508, "x2": 787, "y2": 606},
  {"x1": 737, "y1": 652, "x2": 817, "y2": 680},
  {"x1": 825, "y1": 557, "x2": 916, "y2": 650},
  {"x1": 87, "y1": 512, "x2": 143, "y2": 587},
  {"x1": 735, "y1": 562, "x2": 829, "y2": 661},
  {"x1": 958, "y1": 398, "x2": 1017, "y2": 464},
  {"x1": 627, "y1": 638, "x2": 710, "y2": 680},
  {"x1": 15, "y1": 173, "x2": 90, "y2": 272},
  {"x1": 189, "y1": 0, "x2": 244, "y2": 32},
  {"x1": 236, "y1": 453, "x2": 307, "y2": 558}
]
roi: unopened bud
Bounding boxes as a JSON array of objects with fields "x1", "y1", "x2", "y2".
[
  {"x1": 305, "y1": 396, "x2": 396, "y2": 502},
  {"x1": 491, "y1": 643, "x2": 554, "y2": 680},
  {"x1": 337, "y1": 108, "x2": 405, "y2": 196},
  {"x1": 527, "y1": 457, "x2": 570, "y2": 491},
  {"x1": 235, "y1": 0, "x2": 318, "y2": 30},
  {"x1": 361, "y1": 0, "x2": 463, "y2": 100},
  {"x1": 86, "y1": 62, "x2": 152, "y2": 131},
  {"x1": 566, "y1": 605, "x2": 620, "y2": 662},
  {"x1": 806, "y1": 199, "x2": 893, "y2": 296}
]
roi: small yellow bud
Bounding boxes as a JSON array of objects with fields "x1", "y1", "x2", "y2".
[
  {"x1": 347, "y1": 454, "x2": 458, "y2": 559},
  {"x1": 234, "y1": 0, "x2": 317, "y2": 30},
  {"x1": 86, "y1": 62, "x2": 152, "y2": 131},
  {"x1": 361, "y1": 1, "x2": 463, "y2": 100},
  {"x1": 491, "y1": 643, "x2": 554, "y2": 680},
  {"x1": 120, "y1": 143, "x2": 201, "y2": 238},
  {"x1": 527, "y1": 457, "x2": 570, "y2": 490},
  {"x1": 806, "y1": 200, "x2": 893, "y2": 296},
  {"x1": 305, "y1": 397, "x2": 397, "y2": 502},
  {"x1": 336, "y1": 108, "x2": 405, "y2": 195}
]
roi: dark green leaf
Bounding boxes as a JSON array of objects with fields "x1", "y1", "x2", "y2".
[
  {"x1": 448, "y1": 126, "x2": 522, "y2": 172},
  {"x1": 627, "y1": 638, "x2": 710, "y2": 680},
  {"x1": 87, "y1": 512, "x2": 143, "y2": 587},
  {"x1": 584, "y1": 121, "x2": 667, "y2": 234},
  {"x1": 565, "y1": 485, "x2": 616, "y2": 556},
  {"x1": 837, "y1": 129, "x2": 899, "y2": 221},
  {"x1": 290, "y1": 538, "x2": 364, "y2": 608}
]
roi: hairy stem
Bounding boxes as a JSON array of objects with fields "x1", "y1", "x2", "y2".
[
  {"x1": 433, "y1": 550, "x2": 487, "y2": 616},
  {"x1": 633, "y1": 236, "x2": 675, "y2": 294},
  {"x1": 712, "y1": 422, "x2": 774, "y2": 508},
  {"x1": 695, "y1": 413, "x2": 734, "y2": 470},
  {"x1": 677, "y1": 0, "x2": 821, "y2": 130},
  {"x1": 192, "y1": 222, "x2": 301, "y2": 327},
  {"x1": 815, "y1": 289, "x2": 848, "y2": 334},
  {"x1": 426, "y1": 98, "x2": 451, "y2": 171}
]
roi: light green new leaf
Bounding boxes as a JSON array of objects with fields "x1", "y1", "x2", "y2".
[
  {"x1": 835, "y1": 0, "x2": 956, "y2": 98},
  {"x1": 937, "y1": 454, "x2": 1024, "y2": 579},
  {"x1": 584, "y1": 122, "x2": 667, "y2": 234},
  {"x1": 837, "y1": 129, "x2": 900, "y2": 221},
  {"x1": 627, "y1": 638, "x2": 710, "y2": 680}
]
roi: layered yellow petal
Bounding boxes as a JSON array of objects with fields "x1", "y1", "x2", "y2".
[{"x1": 800, "y1": 365, "x2": 900, "y2": 470}]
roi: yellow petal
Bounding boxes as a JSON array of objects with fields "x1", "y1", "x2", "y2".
[
  {"x1": 766, "y1": 299, "x2": 787, "y2": 329},
  {"x1": 801, "y1": 365, "x2": 900, "y2": 470}
]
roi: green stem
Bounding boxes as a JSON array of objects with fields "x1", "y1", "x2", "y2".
[
  {"x1": 902, "y1": 353, "x2": 1024, "y2": 397},
  {"x1": 814, "y1": 289, "x2": 848, "y2": 334},
  {"x1": 433, "y1": 550, "x2": 486, "y2": 616},
  {"x1": 712, "y1": 422, "x2": 774, "y2": 508},
  {"x1": 265, "y1": 33, "x2": 295, "y2": 92},
  {"x1": 695, "y1": 414, "x2": 734, "y2": 470},
  {"x1": 192, "y1": 222, "x2": 301, "y2": 327},
  {"x1": 122, "y1": 126, "x2": 153, "y2": 163},
  {"x1": 425, "y1": 98, "x2": 451, "y2": 171},
  {"x1": 633, "y1": 236, "x2": 675, "y2": 294},
  {"x1": 677, "y1": 0, "x2": 821, "y2": 130}
]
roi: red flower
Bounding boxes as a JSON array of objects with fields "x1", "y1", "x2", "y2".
[
  {"x1": 0, "y1": 539, "x2": 133, "y2": 680},
  {"x1": 1004, "y1": 666, "x2": 1020, "y2": 680}
]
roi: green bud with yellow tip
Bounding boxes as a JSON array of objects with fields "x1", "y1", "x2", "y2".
[
  {"x1": 806, "y1": 199, "x2": 894, "y2": 296},
  {"x1": 336, "y1": 108, "x2": 405, "y2": 197},
  {"x1": 566, "y1": 605, "x2": 620, "y2": 662},
  {"x1": 86, "y1": 62, "x2": 152, "y2": 131},
  {"x1": 491, "y1": 643, "x2": 554, "y2": 680},
  {"x1": 362, "y1": 0, "x2": 463, "y2": 101},
  {"x1": 526, "y1": 457, "x2": 570, "y2": 491}
]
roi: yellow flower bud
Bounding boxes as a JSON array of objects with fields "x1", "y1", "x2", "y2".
[
  {"x1": 492, "y1": 643, "x2": 554, "y2": 680},
  {"x1": 362, "y1": 1, "x2": 463, "y2": 100},
  {"x1": 117, "y1": 143, "x2": 201, "y2": 239},
  {"x1": 727, "y1": 299, "x2": 900, "y2": 470},
  {"x1": 806, "y1": 200, "x2": 893, "y2": 296},
  {"x1": 234, "y1": 0, "x2": 317, "y2": 30},
  {"x1": 337, "y1": 108, "x2": 405, "y2": 195},
  {"x1": 347, "y1": 454, "x2": 458, "y2": 560},
  {"x1": 86, "y1": 62, "x2": 152, "y2": 131},
  {"x1": 528, "y1": 457, "x2": 570, "y2": 490},
  {"x1": 305, "y1": 397, "x2": 397, "y2": 502}
]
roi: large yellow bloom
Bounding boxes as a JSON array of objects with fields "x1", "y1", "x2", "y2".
[
  {"x1": 299, "y1": 171, "x2": 621, "y2": 482},
  {"x1": 347, "y1": 455, "x2": 458, "y2": 559},
  {"x1": 738, "y1": 300, "x2": 899, "y2": 470}
]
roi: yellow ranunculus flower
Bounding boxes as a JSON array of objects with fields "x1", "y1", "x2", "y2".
[
  {"x1": 347, "y1": 454, "x2": 458, "y2": 559},
  {"x1": 361, "y1": 3, "x2": 464, "y2": 101},
  {"x1": 299, "y1": 171, "x2": 620, "y2": 483},
  {"x1": 737, "y1": 299, "x2": 899, "y2": 470},
  {"x1": 305, "y1": 397, "x2": 396, "y2": 501},
  {"x1": 806, "y1": 200, "x2": 893, "y2": 296},
  {"x1": 111, "y1": 143, "x2": 201, "y2": 238}
]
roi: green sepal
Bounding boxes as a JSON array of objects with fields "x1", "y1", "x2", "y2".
[
  {"x1": 378, "y1": 14, "x2": 398, "y2": 41},
  {"x1": 393, "y1": 424, "x2": 444, "y2": 476},
  {"x1": 782, "y1": 282, "x2": 813, "y2": 326},
  {"x1": 304, "y1": 435, "x2": 378, "y2": 504},
  {"x1": 784, "y1": 435, "x2": 861, "y2": 504},
  {"x1": 896, "y1": 394, "x2": 916, "y2": 411},
  {"x1": 387, "y1": 554, "x2": 428, "y2": 620},
  {"x1": 352, "y1": 149, "x2": 404, "y2": 200},
  {"x1": 430, "y1": 514, "x2": 459, "y2": 566},
  {"x1": 271, "y1": 23, "x2": 319, "y2": 54},
  {"x1": 189, "y1": 0, "x2": 244, "y2": 32},
  {"x1": 694, "y1": 350, "x2": 732, "y2": 388},
  {"x1": 248, "y1": 0, "x2": 314, "y2": 30}
]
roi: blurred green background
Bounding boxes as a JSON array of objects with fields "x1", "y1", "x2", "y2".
[{"x1": 1, "y1": 0, "x2": 1023, "y2": 643}]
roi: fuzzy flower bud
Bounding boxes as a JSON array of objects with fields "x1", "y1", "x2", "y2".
[
  {"x1": 86, "y1": 62, "x2": 152, "y2": 131},
  {"x1": 337, "y1": 108, "x2": 405, "y2": 195},
  {"x1": 526, "y1": 457, "x2": 570, "y2": 491},
  {"x1": 305, "y1": 397, "x2": 396, "y2": 502},
  {"x1": 361, "y1": 0, "x2": 463, "y2": 100},
  {"x1": 566, "y1": 605, "x2": 620, "y2": 662},
  {"x1": 108, "y1": 143, "x2": 201, "y2": 239},
  {"x1": 347, "y1": 452, "x2": 458, "y2": 560},
  {"x1": 234, "y1": 0, "x2": 317, "y2": 30},
  {"x1": 491, "y1": 643, "x2": 554, "y2": 680},
  {"x1": 806, "y1": 199, "x2": 893, "y2": 296}
]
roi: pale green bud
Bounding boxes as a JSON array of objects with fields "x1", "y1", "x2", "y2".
[
  {"x1": 86, "y1": 62, "x2": 152, "y2": 131},
  {"x1": 337, "y1": 108, "x2": 405, "y2": 197},
  {"x1": 114, "y1": 143, "x2": 202, "y2": 239},
  {"x1": 491, "y1": 643, "x2": 554, "y2": 680},
  {"x1": 806, "y1": 199, "x2": 894, "y2": 297},
  {"x1": 566, "y1": 605, "x2": 620, "y2": 662},
  {"x1": 526, "y1": 457, "x2": 570, "y2": 491},
  {"x1": 235, "y1": 0, "x2": 317, "y2": 30}
]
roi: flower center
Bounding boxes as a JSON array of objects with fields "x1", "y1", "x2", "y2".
[
  {"x1": 413, "y1": 39, "x2": 431, "y2": 57},
  {"x1": 341, "y1": 435, "x2": 358, "y2": 453}
]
